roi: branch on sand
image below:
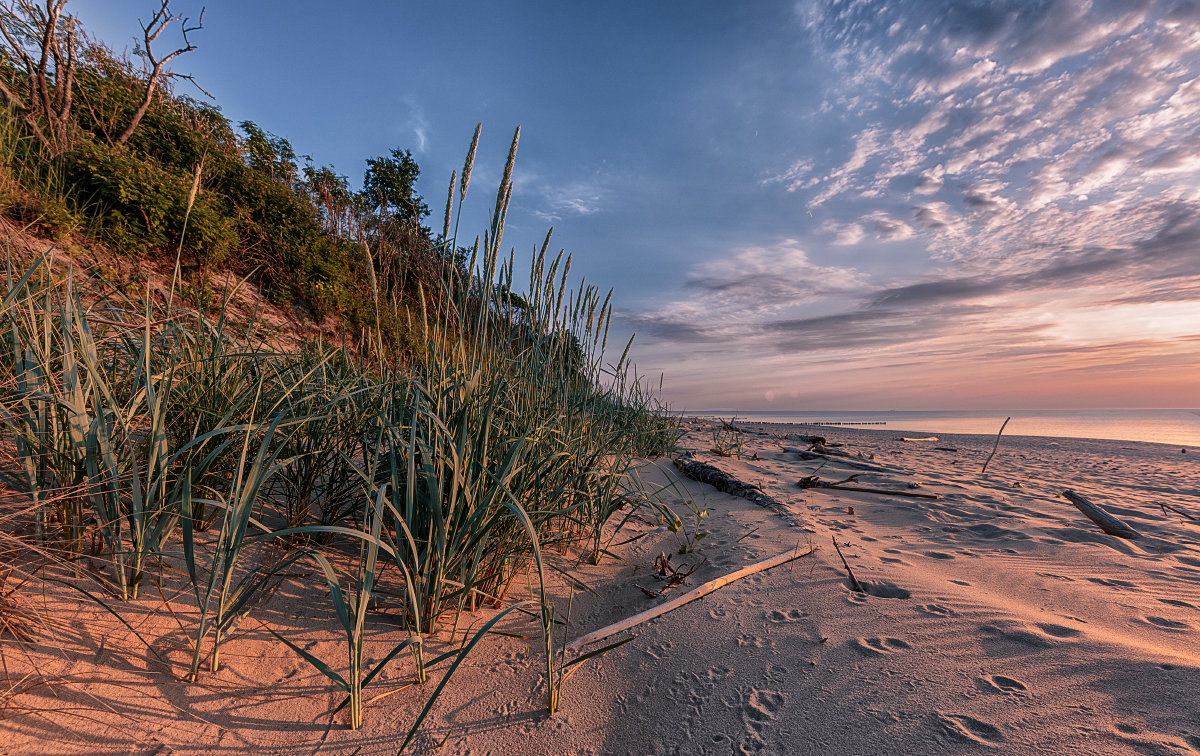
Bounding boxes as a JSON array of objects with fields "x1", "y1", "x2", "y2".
[
  {"x1": 565, "y1": 544, "x2": 816, "y2": 653},
  {"x1": 796, "y1": 475, "x2": 942, "y2": 500},
  {"x1": 673, "y1": 454, "x2": 802, "y2": 527},
  {"x1": 1061, "y1": 490, "x2": 1140, "y2": 539}
]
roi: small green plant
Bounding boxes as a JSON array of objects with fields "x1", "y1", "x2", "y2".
[{"x1": 710, "y1": 417, "x2": 744, "y2": 458}]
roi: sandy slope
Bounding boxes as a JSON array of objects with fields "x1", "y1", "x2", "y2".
[{"x1": 4, "y1": 419, "x2": 1200, "y2": 755}]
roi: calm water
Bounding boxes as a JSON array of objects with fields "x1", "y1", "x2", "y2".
[{"x1": 685, "y1": 409, "x2": 1200, "y2": 448}]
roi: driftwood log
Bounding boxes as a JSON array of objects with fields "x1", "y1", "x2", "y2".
[
  {"x1": 673, "y1": 455, "x2": 802, "y2": 526},
  {"x1": 565, "y1": 544, "x2": 816, "y2": 653},
  {"x1": 1062, "y1": 489, "x2": 1140, "y2": 539}
]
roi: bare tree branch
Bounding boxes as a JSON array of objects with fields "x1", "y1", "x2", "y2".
[
  {"x1": 114, "y1": 1, "x2": 204, "y2": 147},
  {"x1": 0, "y1": 0, "x2": 74, "y2": 153}
]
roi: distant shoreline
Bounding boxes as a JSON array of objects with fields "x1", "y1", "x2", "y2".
[{"x1": 682, "y1": 408, "x2": 1200, "y2": 448}]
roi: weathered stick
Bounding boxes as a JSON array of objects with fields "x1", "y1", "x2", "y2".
[
  {"x1": 820, "y1": 484, "x2": 941, "y2": 500},
  {"x1": 1061, "y1": 489, "x2": 1140, "y2": 539},
  {"x1": 981, "y1": 416, "x2": 1011, "y2": 473},
  {"x1": 674, "y1": 455, "x2": 801, "y2": 526},
  {"x1": 1159, "y1": 502, "x2": 1197, "y2": 521},
  {"x1": 830, "y1": 536, "x2": 864, "y2": 592},
  {"x1": 565, "y1": 545, "x2": 816, "y2": 652}
]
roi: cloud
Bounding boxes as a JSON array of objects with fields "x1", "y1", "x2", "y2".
[{"x1": 789, "y1": 0, "x2": 1200, "y2": 280}]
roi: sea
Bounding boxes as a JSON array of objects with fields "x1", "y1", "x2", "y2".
[{"x1": 684, "y1": 409, "x2": 1200, "y2": 449}]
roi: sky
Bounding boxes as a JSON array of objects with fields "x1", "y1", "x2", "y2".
[{"x1": 72, "y1": 0, "x2": 1200, "y2": 411}]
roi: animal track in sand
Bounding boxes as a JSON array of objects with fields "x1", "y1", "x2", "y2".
[
  {"x1": 917, "y1": 603, "x2": 957, "y2": 617},
  {"x1": 767, "y1": 609, "x2": 805, "y2": 623},
  {"x1": 937, "y1": 713, "x2": 1005, "y2": 745},
  {"x1": 1142, "y1": 615, "x2": 1190, "y2": 631},
  {"x1": 975, "y1": 674, "x2": 1029, "y2": 696},
  {"x1": 856, "y1": 636, "x2": 911, "y2": 655}
]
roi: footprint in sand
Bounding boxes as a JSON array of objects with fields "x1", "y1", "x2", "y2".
[
  {"x1": 975, "y1": 674, "x2": 1030, "y2": 696},
  {"x1": 937, "y1": 713, "x2": 1005, "y2": 745},
  {"x1": 1143, "y1": 615, "x2": 1190, "y2": 631},
  {"x1": 918, "y1": 603, "x2": 957, "y2": 617},
  {"x1": 856, "y1": 636, "x2": 911, "y2": 655},
  {"x1": 859, "y1": 580, "x2": 912, "y2": 599},
  {"x1": 880, "y1": 556, "x2": 910, "y2": 565},
  {"x1": 767, "y1": 609, "x2": 805, "y2": 623},
  {"x1": 924, "y1": 551, "x2": 956, "y2": 560}
]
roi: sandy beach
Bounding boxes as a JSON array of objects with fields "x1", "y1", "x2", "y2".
[{"x1": 5, "y1": 418, "x2": 1200, "y2": 755}]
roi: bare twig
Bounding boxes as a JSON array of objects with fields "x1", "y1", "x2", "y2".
[
  {"x1": 981, "y1": 416, "x2": 1011, "y2": 474},
  {"x1": 831, "y1": 536, "x2": 864, "y2": 593}
]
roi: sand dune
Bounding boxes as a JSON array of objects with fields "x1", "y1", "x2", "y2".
[{"x1": 5, "y1": 419, "x2": 1200, "y2": 754}]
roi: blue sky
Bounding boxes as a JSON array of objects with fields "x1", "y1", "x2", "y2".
[{"x1": 75, "y1": 1, "x2": 1200, "y2": 410}]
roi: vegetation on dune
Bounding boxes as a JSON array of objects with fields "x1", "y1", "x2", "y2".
[
  {"x1": 0, "y1": 0, "x2": 464, "y2": 349},
  {"x1": 0, "y1": 0, "x2": 682, "y2": 745}
]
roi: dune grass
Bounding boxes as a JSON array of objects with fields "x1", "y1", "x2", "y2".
[{"x1": 0, "y1": 127, "x2": 681, "y2": 743}]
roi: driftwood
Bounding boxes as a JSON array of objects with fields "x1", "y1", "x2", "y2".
[
  {"x1": 1159, "y1": 502, "x2": 1196, "y2": 521},
  {"x1": 565, "y1": 545, "x2": 816, "y2": 653},
  {"x1": 981, "y1": 416, "x2": 1011, "y2": 473},
  {"x1": 830, "y1": 536, "x2": 864, "y2": 592},
  {"x1": 1062, "y1": 490, "x2": 1140, "y2": 539},
  {"x1": 673, "y1": 455, "x2": 802, "y2": 526},
  {"x1": 898, "y1": 436, "x2": 938, "y2": 442},
  {"x1": 797, "y1": 476, "x2": 942, "y2": 500}
]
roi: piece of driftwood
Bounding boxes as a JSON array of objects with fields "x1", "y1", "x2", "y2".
[
  {"x1": 830, "y1": 536, "x2": 864, "y2": 592},
  {"x1": 981, "y1": 416, "x2": 1011, "y2": 473},
  {"x1": 1159, "y1": 502, "x2": 1196, "y2": 521},
  {"x1": 1061, "y1": 489, "x2": 1140, "y2": 539},
  {"x1": 674, "y1": 455, "x2": 802, "y2": 526},
  {"x1": 796, "y1": 477, "x2": 941, "y2": 500},
  {"x1": 565, "y1": 545, "x2": 816, "y2": 653},
  {"x1": 899, "y1": 436, "x2": 938, "y2": 442}
]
